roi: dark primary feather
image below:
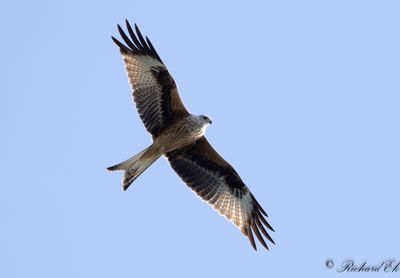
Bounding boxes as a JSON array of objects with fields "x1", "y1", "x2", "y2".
[
  {"x1": 167, "y1": 137, "x2": 274, "y2": 250},
  {"x1": 134, "y1": 23, "x2": 151, "y2": 54},
  {"x1": 111, "y1": 36, "x2": 131, "y2": 53},
  {"x1": 247, "y1": 225, "x2": 256, "y2": 250},
  {"x1": 112, "y1": 20, "x2": 163, "y2": 63},
  {"x1": 126, "y1": 22, "x2": 142, "y2": 51}
]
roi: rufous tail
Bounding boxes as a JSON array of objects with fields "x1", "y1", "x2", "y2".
[{"x1": 107, "y1": 144, "x2": 161, "y2": 190}]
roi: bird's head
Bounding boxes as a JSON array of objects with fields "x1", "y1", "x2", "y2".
[{"x1": 198, "y1": 115, "x2": 213, "y2": 126}]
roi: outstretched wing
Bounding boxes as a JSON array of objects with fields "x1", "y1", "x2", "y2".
[
  {"x1": 166, "y1": 137, "x2": 274, "y2": 251},
  {"x1": 112, "y1": 20, "x2": 189, "y2": 137}
]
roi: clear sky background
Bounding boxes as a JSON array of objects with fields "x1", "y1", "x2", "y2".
[{"x1": 1, "y1": 0, "x2": 400, "y2": 277}]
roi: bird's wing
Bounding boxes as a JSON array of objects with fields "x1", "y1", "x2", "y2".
[
  {"x1": 112, "y1": 20, "x2": 189, "y2": 137},
  {"x1": 166, "y1": 137, "x2": 274, "y2": 250}
]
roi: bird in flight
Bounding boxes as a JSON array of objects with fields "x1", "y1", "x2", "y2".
[{"x1": 108, "y1": 20, "x2": 274, "y2": 250}]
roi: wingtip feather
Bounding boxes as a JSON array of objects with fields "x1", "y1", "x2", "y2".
[
  {"x1": 111, "y1": 36, "x2": 130, "y2": 53},
  {"x1": 112, "y1": 20, "x2": 163, "y2": 63},
  {"x1": 107, "y1": 164, "x2": 118, "y2": 171},
  {"x1": 246, "y1": 226, "x2": 257, "y2": 251},
  {"x1": 251, "y1": 219, "x2": 269, "y2": 250}
]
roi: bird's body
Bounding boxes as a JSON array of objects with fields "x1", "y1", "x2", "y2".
[
  {"x1": 108, "y1": 114, "x2": 211, "y2": 187},
  {"x1": 154, "y1": 114, "x2": 212, "y2": 154},
  {"x1": 108, "y1": 21, "x2": 274, "y2": 251}
]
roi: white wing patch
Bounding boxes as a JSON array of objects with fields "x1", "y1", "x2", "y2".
[
  {"x1": 212, "y1": 185, "x2": 253, "y2": 231},
  {"x1": 123, "y1": 54, "x2": 164, "y2": 90},
  {"x1": 176, "y1": 156, "x2": 254, "y2": 233}
]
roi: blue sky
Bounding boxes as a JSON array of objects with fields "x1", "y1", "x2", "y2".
[{"x1": 1, "y1": 0, "x2": 400, "y2": 277}]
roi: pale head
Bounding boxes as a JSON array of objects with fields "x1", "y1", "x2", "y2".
[
  {"x1": 198, "y1": 114, "x2": 213, "y2": 125},
  {"x1": 192, "y1": 114, "x2": 212, "y2": 137}
]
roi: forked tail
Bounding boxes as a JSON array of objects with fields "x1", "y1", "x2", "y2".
[{"x1": 107, "y1": 145, "x2": 161, "y2": 190}]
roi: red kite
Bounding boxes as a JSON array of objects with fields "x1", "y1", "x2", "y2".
[{"x1": 108, "y1": 20, "x2": 274, "y2": 250}]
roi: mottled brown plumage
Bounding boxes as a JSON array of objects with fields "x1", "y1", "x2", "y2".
[{"x1": 107, "y1": 20, "x2": 274, "y2": 251}]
